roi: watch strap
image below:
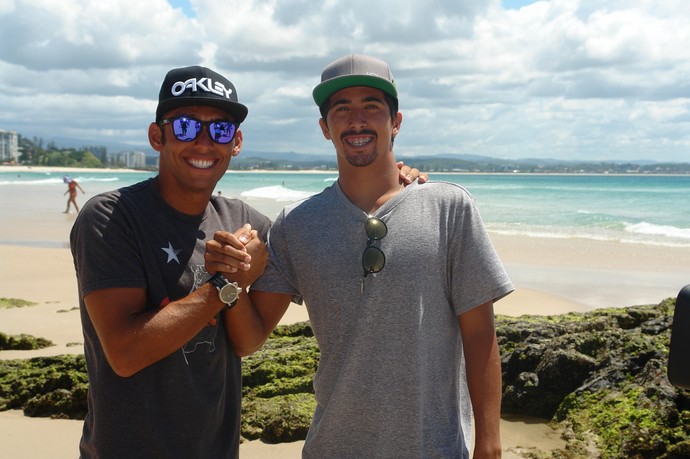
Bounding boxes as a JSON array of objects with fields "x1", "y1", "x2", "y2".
[{"x1": 208, "y1": 272, "x2": 228, "y2": 290}]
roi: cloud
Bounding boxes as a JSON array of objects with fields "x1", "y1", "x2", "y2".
[{"x1": 0, "y1": 0, "x2": 689, "y2": 162}]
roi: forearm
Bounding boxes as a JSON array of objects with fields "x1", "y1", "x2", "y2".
[
  {"x1": 458, "y1": 302, "x2": 502, "y2": 458},
  {"x1": 223, "y1": 289, "x2": 291, "y2": 356},
  {"x1": 466, "y1": 332, "x2": 502, "y2": 458},
  {"x1": 223, "y1": 294, "x2": 273, "y2": 356},
  {"x1": 87, "y1": 284, "x2": 224, "y2": 377}
]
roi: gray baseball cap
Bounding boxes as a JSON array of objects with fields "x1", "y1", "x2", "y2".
[{"x1": 312, "y1": 54, "x2": 397, "y2": 107}]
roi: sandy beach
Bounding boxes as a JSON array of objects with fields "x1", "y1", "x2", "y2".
[{"x1": 1, "y1": 168, "x2": 689, "y2": 457}]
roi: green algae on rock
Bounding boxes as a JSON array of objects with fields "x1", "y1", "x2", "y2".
[
  {"x1": 0, "y1": 332, "x2": 53, "y2": 350},
  {"x1": 241, "y1": 321, "x2": 318, "y2": 442},
  {"x1": 500, "y1": 298, "x2": 690, "y2": 458},
  {"x1": 0, "y1": 355, "x2": 87, "y2": 418},
  {"x1": 0, "y1": 297, "x2": 37, "y2": 309}
]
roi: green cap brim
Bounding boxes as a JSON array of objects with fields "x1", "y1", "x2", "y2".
[{"x1": 312, "y1": 75, "x2": 398, "y2": 107}]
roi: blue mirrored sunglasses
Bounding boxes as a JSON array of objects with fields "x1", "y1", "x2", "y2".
[{"x1": 159, "y1": 116, "x2": 238, "y2": 144}]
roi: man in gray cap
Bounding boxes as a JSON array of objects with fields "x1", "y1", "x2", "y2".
[
  {"x1": 71, "y1": 65, "x2": 271, "y2": 458},
  {"x1": 208, "y1": 54, "x2": 513, "y2": 458}
]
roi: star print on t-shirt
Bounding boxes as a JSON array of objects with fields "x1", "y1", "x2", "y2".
[{"x1": 161, "y1": 242, "x2": 182, "y2": 264}]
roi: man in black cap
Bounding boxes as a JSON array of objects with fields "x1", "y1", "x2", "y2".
[
  {"x1": 208, "y1": 54, "x2": 513, "y2": 458},
  {"x1": 71, "y1": 64, "x2": 424, "y2": 458},
  {"x1": 70, "y1": 65, "x2": 270, "y2": 458}
]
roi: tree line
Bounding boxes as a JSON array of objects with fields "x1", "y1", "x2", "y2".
[
  {"x1": 17, "y1": 136, "x2": 105, "y2": 168},
  {"x1": 13, "y1": 134, "x2": 690, "y2": 174}
]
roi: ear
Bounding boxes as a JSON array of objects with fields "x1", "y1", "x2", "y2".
[
  {"x1": 231, "y1": 129, "x2": 243, "y2": 157},
  {"x1": 319, "y1": 118, "x2": 332, "y2": 141},
  {"x1": 148, "y1": 122, "x2": 164, "y2": 152},
  {"x1": 392, "y1": 112, "x2": 403, "y2": 137}
]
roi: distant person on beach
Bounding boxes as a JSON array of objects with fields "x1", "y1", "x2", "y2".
[
  {"x1": 206, "y1": 54, "x2": 514, "y2": 458},
  {"x1": 63, "y1": 177, "x2": 84, "y2": 213},
  {"x1": 70, "y1": 64, "x2": 426, "y2": 458}
]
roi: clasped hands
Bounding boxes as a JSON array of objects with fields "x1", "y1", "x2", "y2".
[{"x1": 205, "y1": 224, "x2": 268, "y2": 289}]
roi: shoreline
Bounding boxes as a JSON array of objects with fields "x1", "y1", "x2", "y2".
[
  {"x1": 0, "y1": 165, "x2": 146, "y2": 174},
  {"x1": 2, "y1": 164, "x2": 688, "y2": 177}
]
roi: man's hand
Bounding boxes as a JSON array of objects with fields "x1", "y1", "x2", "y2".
[
  {"x1": 397, "y1": 160, "x2": 428, "y2": 185},
  {"x1": 205, "y1": 224, "x2": 268, "y2": 288}
]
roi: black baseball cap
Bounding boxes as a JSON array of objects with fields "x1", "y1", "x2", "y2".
[
  {"x1": 312, "y1": 54, "x2": 398, "y2": 107},
  {"x1": 156, "y1": 65, "x2": 248, "y2": 124}
]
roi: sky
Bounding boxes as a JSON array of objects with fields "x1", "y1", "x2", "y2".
[{"x1": 1, "y1": 0, "x2": 690, "y2": 162}]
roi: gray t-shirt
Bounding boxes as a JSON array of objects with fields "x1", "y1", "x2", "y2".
[
  {"x1": 252, "y1": 180, "x2": 513, "y2": 458},
  {"x1": 70, "y1": 178, "x2": 271, "y2": 459}
]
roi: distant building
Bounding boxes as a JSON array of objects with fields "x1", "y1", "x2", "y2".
[
  {"x1": 0, "y1": 129, "x2": 19, "y2": 164},
  {"x1": 113, "y1": 150, "x2": 147, "y2": 169}
]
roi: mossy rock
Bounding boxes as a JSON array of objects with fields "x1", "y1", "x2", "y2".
[
  {"x1": 0, "y1": 332, "x2": 53, "y2": 350},
  {"x1": 240, "y1": 323, "x2": 319, "y2": 442},
  {"x1": 270, "y1": 321, "x2": 314, "y2": 338},
  {"x1": 24, "y1": 386, "x2": 88, "y2": 419},
  {"x1": 0, "y1": 298, "x2": 37, "y2": 309},
  {"x1": 241, "y1": 393, "x2": 315, "y2": 442},
  {"x1": 555, "y1": 385, "x2": 689, "y2": 459},
  {"x1": 242, "y1": 330, "x2": 319, "y2": 392},
  {"x1": 0, "y1": 355, "x2": 88, "y2": 417},
  {"x1": 499, "y1": 299, "x2": 690, "y2": 458}
]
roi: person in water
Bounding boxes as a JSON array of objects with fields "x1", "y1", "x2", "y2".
[{"x1": 64, "y1": 177, "x2": 85, "y2": 213}]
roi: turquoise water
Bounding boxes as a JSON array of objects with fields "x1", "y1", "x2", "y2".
[{"x1": 2, "y1": 169, "x2": 689, "y2": 247}]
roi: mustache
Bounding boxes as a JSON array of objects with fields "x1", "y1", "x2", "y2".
[{"x1": 340, "y1": 129, "x2": 376, "y2": 141}]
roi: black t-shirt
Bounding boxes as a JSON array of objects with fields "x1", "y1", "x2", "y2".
[{"x1": 71, "y1": 178, "x2": 271, "y2": 458}]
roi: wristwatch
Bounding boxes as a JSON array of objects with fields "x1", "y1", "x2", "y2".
[{"x1": 207, "y1": 272, "x2": 241, "y2": 309}]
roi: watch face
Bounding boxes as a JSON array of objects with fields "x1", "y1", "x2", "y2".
[{"x1": 219, "y1": 283, "x2": 240, "y2": 304}]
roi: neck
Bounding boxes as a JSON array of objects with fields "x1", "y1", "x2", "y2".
[
  {"x1": 337, "y1": 157, "x2": 403, "y2": 214},
  {"x1": 155, "y1": 176, "x2": 212, "y2": 216}
]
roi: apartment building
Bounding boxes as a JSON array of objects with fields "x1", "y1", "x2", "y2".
[{"x1": 0, "y1": 129, "x2": 19, "y2": 164}]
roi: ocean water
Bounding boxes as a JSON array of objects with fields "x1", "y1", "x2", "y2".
[{"x1": 1, "y1": 169, "x2": 689, "y2": 248}]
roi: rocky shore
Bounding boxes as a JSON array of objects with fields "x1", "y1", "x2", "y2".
[
  {"x1": 498, "y1": 297, "x2": 689, "y2": 458},
  {"x1": 1, "y1": 299, "x2": 688, "y2": 458}
]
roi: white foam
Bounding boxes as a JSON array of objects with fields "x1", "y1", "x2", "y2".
[
  {"x1": 624, "y1": 221, "x2": 690, "y2": 240},
  {"x1": 240, "y1": 185, "x2": 314, "y2": 202},
  {"x1": 0, "y1": 177, "x2": 63, "y2": 185},
  {"x1": 488, "y1": 224, "x2": 690, "y2": 248},
  {"x1": 0, "y1": 176, "x2": 119, "y2": 186}
]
